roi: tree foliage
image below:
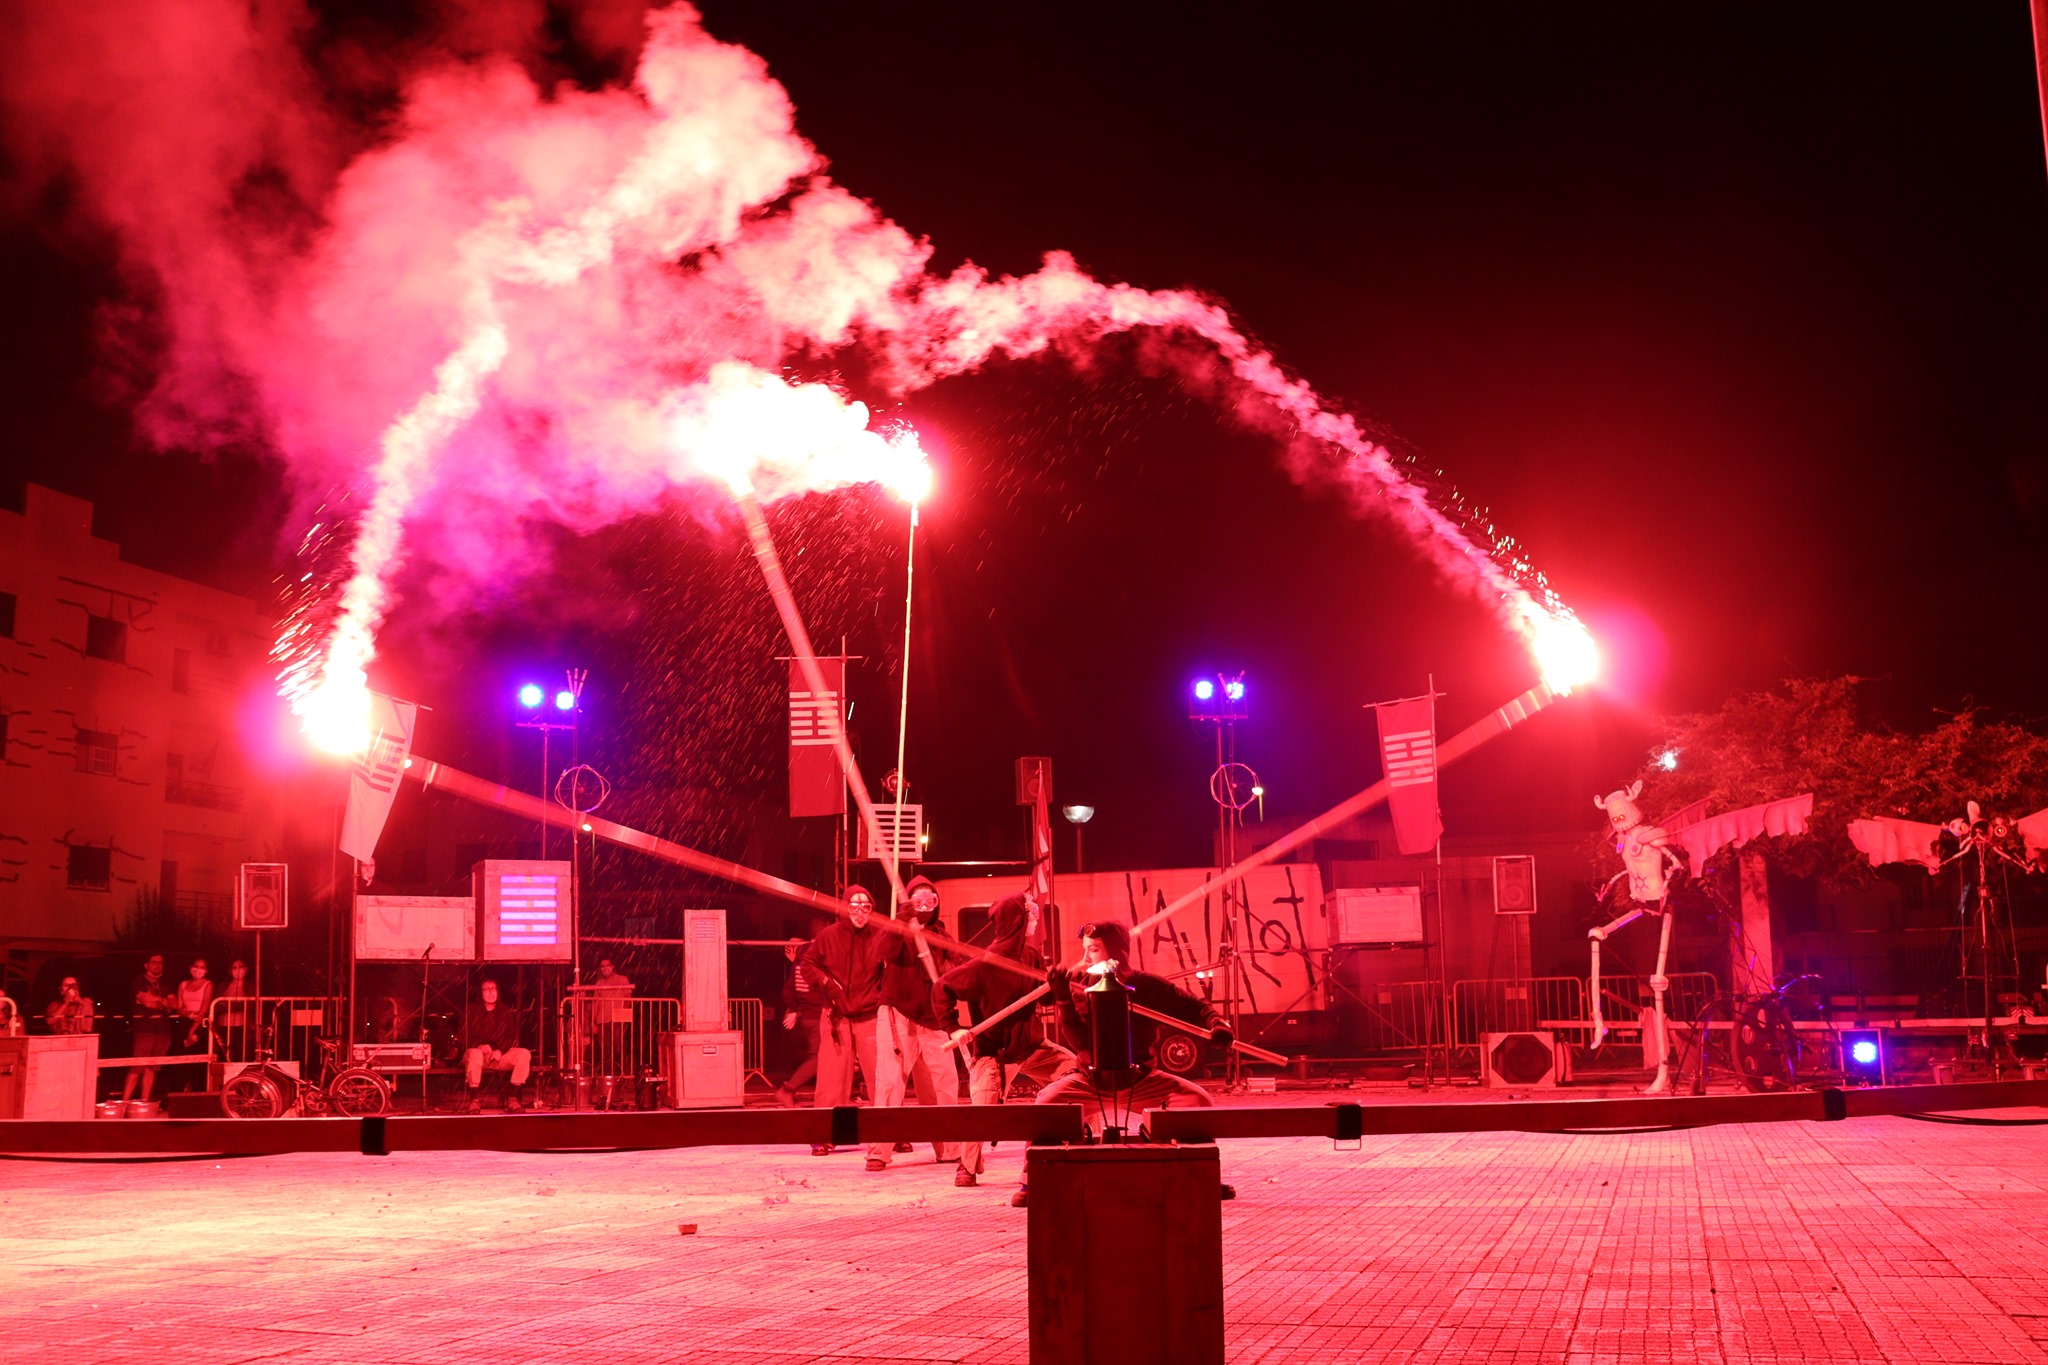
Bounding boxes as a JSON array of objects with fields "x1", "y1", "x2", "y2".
[{"x1": 1626, "y1": 677, "x2": 2048, "y2": 890}]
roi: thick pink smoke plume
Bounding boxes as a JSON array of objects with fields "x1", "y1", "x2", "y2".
[{"x1": 1, "y1": 2, "x2": 1592, "y2": 750}]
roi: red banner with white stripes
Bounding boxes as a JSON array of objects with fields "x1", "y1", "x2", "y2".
[
  {"x1": 788, "y1": 657, "x2": 847, "y2": 818},
  {"x1": 1374, "y1": 695, "x2": 1442, "y2": 856}
]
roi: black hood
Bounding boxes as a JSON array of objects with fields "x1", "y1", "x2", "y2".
[{"x1": 987, "y1": 894, "x2": 1032, "y2": 953}]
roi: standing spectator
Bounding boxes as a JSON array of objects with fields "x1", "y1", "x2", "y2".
[
  {"x1": 933, "y1": 893, "x2": 1069, "y2": 1188},
  {"x1": 774, "y1": 927, "x2": 827, "y2": 1107},
  {"x1": 121, "y1": 954, "x2": 177, "y2": 1104},
  {"x1": 216, "y1": 961, "x2": 252, "y2": 1062},
  {"x1": 865, "y1": 875, "x2": 961, "y2": 1172},
  {"x1": 462, "y1": 978, "x2": 530, "y2": 1112},
  {"x1": 801, "y1": 886, "x2": 890, "y2": 1155},
  {"x1": 176, "y1": 958, "x2": 215, "y2": 1052},
  {"x1": 587, "y1": 957, "x2": 635, "y2": 1080},
  {"x1": 44, "y1": 977, "x2": 96, "y2": 1034}
]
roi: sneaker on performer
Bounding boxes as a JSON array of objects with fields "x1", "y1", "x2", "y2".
[
  {"x1": 954, "y1": 1169, "x2": 978, "y2": 1187},
  {"x1": 864, "y1": 1157, "x2": 889, "y2": 1172},
  {"x1": 1010, "y1": 1186, "x2": 1028, "y2": 1208}
]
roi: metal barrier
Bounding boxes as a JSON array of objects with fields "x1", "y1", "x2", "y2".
[
  {"x1": 558, "y1": 994, "x2": 680, "y2": 1080},
  {"x1": 1341, "y1": 981, "x2": 1444, "y2": 1052},
  {"x1": 727, "y1": 997, "x2": 769, "y2": 1088},
  {"x1": 1584, "y1": 972, "x2": 1720, "y2": 1037},
  {"x1": 205, "y1": 995, "x2": 344, "y2": 1072},
  {"x1": 1449, "y1": 977, "x2": 1584, "y2": 1047}
]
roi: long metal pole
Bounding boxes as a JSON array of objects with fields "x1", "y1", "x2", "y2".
[
  {"x1": 734, "y1": 492, "x2": 907, "y2": 907},
  {"x1": 1132, "y1": 683, "x2": 1567, "y2": 939},
  {"x1": 890, "y1": 500, "x2": 918, "y2": 913}
]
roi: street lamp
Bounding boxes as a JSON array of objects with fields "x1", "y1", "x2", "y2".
[{"x1": 1062, "y1": 804, "x2": 1096, "y2": 873}]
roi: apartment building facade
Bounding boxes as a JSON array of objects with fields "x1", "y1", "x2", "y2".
[{"x1": 0, "y1": 484, "x2": 287, "y2": 954}]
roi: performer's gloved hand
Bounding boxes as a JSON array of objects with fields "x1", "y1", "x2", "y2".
[
  {"x1": 1210, "y1": 1027, "x2": 1235, "y2": 1048},
  {"x1": 1045, "y1": 965, "x2": 1069, "y2": 993}
]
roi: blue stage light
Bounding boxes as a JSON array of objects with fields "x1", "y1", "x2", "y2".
[
  {"x1": 1193, "y1": 679, "x2": 1215, "y2": 702},
  {"x1": 517, "y1": 683, "x2": 544, "y2": 708},
  {"x1": 1841, "y1": 1028, "x2": 1884, "y2": 1084},
  {"x1": 554, "y1": 689, "x2": 577, "y2": 711},
  {"x1": 1224, "y1": 679, "x2": 1245, "y2": 702}
]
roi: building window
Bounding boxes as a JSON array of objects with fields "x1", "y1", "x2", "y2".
[
  {"x1": 75, "y1": 727, "x2": 118, "y2": 775},
  {"x1": 0, "y1": 591, "x2": 15, "y2": 639},
  {"x1": 85, "y1": 614, "x2": 127, "y2": 663},
  {"x1": 67, "y1": 845, "x2": 112, "y2": 891},
  {"x1": 172, "y1": 648, "x2": 191, "y2": 694}
]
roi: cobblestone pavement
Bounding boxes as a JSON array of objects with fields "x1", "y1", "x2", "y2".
[{"x1": 7, "y1": 1101, "x2": 2048, "y2": 1364}]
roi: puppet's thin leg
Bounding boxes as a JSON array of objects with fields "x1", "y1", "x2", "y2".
[
  {"x1": 1588, "y1": 908, "x2": 1643, "y2": 1049},
  {"x1": 1644, "y1": 907, "x2": 1675, "y2": 1094}
]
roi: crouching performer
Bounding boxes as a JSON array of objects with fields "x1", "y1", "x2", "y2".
[{"x1": 1020, "y1": 920, "x2": 1233, "y2": 1208}]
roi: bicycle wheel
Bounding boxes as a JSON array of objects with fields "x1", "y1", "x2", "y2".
[
  {"x1": 327, "y1": 1067, "x2": 393, "y2": 1117},
  {"x1": 1732, "y1": 997, "x2": 1798, "y2": 1092},
  {"x1": 222, "y1": 1069, "x2": 287, "y2": 1119}
]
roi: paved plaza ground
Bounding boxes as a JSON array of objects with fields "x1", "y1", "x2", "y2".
[{"x1": 7, "y1": 1089, "x2": 2048, "y2": 1364}]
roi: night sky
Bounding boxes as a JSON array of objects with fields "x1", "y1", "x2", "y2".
[{"x1": 4, "y1": 4, "x2": 2045, "y2": 875}]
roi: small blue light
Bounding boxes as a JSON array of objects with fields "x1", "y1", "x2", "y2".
[
  {"x1": 1193, "y1": 679, "x2": 1215, "y2": 702},
  {"x1": 1224, "y1": 679, "x2": 1246, "y2": 702},
  {"x1": 1850, "y1": 1040, "x2": 1879, "y2": 1065},
  {"x1": 517, "y1": 683, "x2": 544, "y2": 708},
  {"x1": 554, "y1": 689, "x2": 577, "y2": 712}
]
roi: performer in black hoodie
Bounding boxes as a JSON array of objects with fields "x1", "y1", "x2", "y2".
[
  {"x1": 932, "y1": 892, "x2": 1073, "y2": 1187},
  {"x1": 865, "y1": 874, "x2": 961, "y2": 1172},
  {"x1": 1040, "y1": 919, "x2": 1224, "y2": 1112},
  {"x1": 801, "y1": 885, "x2": 890, "y2": 1155}
]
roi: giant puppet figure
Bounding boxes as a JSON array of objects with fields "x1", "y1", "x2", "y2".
[{"x1": 1589, "y1": 781, "x2": 1686, "y2": 1093}]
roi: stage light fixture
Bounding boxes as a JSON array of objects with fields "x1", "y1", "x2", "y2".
[
  {"x1": 1189, "y1": 671, "x2": 1249, "y2": 722},
  {"x1": 517, "y1": 683, "x2": 544, "y2": 708},
  {"x1": 554, "y1": 688, "x2": 577, "y2": 711},
  {"x1": 1841, "y1": 1028, "x2": 1885, "y2": 1085}
]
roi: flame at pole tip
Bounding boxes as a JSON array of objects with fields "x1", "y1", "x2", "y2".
[
  {"x1": 1525, "y1": 602, "x2": 1600, "y2": 694},
  {"x1": 676, "y1": 362, "x2": 930, "y2": 505}
]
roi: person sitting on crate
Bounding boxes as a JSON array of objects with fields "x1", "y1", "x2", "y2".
[{"x1": 462, "y1": 978, "x2": 530, "y2": 1112}]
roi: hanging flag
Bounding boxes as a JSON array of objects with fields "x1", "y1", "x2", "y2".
[
  {"x1": 1017, "y1": 756, "x2": 1055, "y2": 945},
  {"x1": 1374, "y1": 695, "x2": 1442, "y2": 856},
  {"x1": 340, "y1": 693, "x2": 418, "y2": 863},
  {"x1": 789, "y1": 657, "x2": 847, "y2": 817}
]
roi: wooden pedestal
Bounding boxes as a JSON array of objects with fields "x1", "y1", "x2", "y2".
[
  {"x1": 0, "y1": 1034, "x2": 101, "y2": 1120},
  {"x1": 1026, "y1": 1143, "x2": 1225, "y2": 1365}
]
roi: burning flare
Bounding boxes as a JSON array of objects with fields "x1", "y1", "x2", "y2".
[{"x1": 0, "y1": 3, "x2": 1596, "y2": 744}]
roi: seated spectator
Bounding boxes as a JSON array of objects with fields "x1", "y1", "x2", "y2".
[
  {"x1": 462, "y1": 979, "x2": 530, "y2": 1112},
  {"x1": 44, "y1": 977, "x2": 96, "y2": 1034}
]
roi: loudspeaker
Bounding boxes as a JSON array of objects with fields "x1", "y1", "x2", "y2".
[
  {"x1": 1015, "y1": 756, "x2": 1051, "y2": 807},
  {"x1": 238, "y1": 863, "x2": 289, "y2": 929},
  {"x1": 1480, "y1": 1031, "x2": 1558, "y2": 1089},
  {"x1": 1493, "y1": 856, "x2": 1537, "y2": 915}
]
